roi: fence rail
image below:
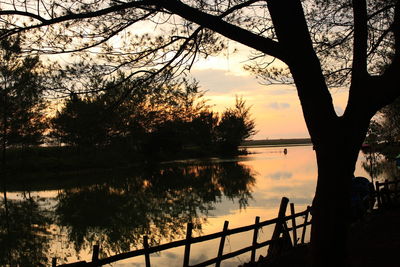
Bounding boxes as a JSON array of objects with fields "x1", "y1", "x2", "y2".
[{"x1": 54, "y1": 197, "x2": 312, "y2": 267}]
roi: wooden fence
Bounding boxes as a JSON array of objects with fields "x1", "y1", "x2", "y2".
[
  {"x1": 375, "y1": 179, "x2": 400, "y2": 208},
  {"x1": 53, "y1": 197, "x2": 312, "y2": 267}
]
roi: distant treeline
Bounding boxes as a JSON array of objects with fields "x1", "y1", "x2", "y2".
[
  {"x1": 49, "y1": 80, "x2": 256, "y2": 158},
  {"x1": 0, "y1": 38, "x2": 256, "y2": 163},
  {"x1": 241, "y1": 138, "x2": 312, "y2": 147}
]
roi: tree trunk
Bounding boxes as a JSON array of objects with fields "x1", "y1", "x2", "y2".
[
  {"x1": 266, "y1": 1, "x2": 379, "y2": 265},
  {"x1": 311, "y1": 143, "x2": 356, "y2": 266},
  {"x1": 310, "y1": 114, "x2": 371, "y2": 267}
]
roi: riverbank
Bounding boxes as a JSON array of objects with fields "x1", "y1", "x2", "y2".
[
  {"x1": 2, "y1": 138, "x2": 309, "y2": 184},
  {"x1": 241, "y1": 138, "x2": 312, "y2": 147},
  {"x1": 1, "y1": 144, "x2": 247, "y2": 180}
]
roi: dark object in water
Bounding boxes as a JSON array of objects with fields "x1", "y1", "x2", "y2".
[{"x1": 283, "y1": 148, "x2": 287, "y2": 155}]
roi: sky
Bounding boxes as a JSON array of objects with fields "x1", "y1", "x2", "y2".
[
  {"x1": 188, "y1": 43, "x2": 350, "y2": 140},
  {"x1": 46, "y1": 20, "x2": 350, "y2": 141}
]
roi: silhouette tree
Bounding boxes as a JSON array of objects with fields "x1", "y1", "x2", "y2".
[
  {"x1": 368, "y1": 97, "x2": 400, "y2": 145},
  {"x1": 51, "y1": 73, "x2": 212, "y2": 153},
  {"x1": 2, "y1": 1, "x2": 400, "y2": 265},
  {"x1": 189, "y1": 111, "x2": 219, "y2": 150},
  {"x1": 51, "y1": 93, "x2": 110, "y2": 147},
  {"x1": 216, "y1": 96, "x2": 256, "y2": 154},
  {"x1": 0, "y1": 38, "x2": 47, "y2": 149}
]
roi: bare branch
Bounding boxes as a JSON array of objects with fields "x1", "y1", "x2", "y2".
[
  {"x1": 0, "y1": 9, "x2": 47, "y2": 22},
  {"x1": 0, "y1": 0, "x2": 156, "y2": 39},
  {"x1": 22, "y1": 11, "x2": 157, "y2": 55},
  {"x1": 157, "y1": 0, "x2": 286, "y2": 63}
]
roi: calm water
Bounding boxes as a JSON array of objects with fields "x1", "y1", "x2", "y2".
[{"x1": 1, "y1": 145, "x2": 372, "y2": 266}]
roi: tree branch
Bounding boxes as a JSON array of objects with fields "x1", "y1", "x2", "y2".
[
  {"x1": 0, "y1": 0, "x2": 156, "y2": 39},
  {"x1": 266, "y1": 0, "x2": 336, "y2": 145},
  {"x1": 377, "y1": 0, "x2": 400, "y2": 108},
  {"x1": 393, "y1": 0, "x2": 400, "y2": 59},
  {"x1": 157, "y1": 0, "x2": 286, "y2": 63},
  {"x1": 351, "y1": 0, "x2": 368, "y2": 78},
  {"x1": 22, "y1": 11, "x2": 157, "y2": 55},
  {"x1": 0, "y1": 10, "x2": 47, "y2": 23},
  {"x1": 382, "y1": 0, "x2": 400, "y2": 80}
]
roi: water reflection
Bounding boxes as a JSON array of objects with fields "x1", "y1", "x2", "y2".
[
  {"x1": 361, "y1": 150, "x2": 398, "y2": 182},
  {"x1": 0, "y1": 192, "x2": 52, "y2": 266},
  {"x1": 2, "y1": 161, "x2": 255, "y2": 265}
]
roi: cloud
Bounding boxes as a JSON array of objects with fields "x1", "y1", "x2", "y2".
[
  {"x1": 190, "y1": 69, "x2": 258, "y2": 94},
  {"x1": 247, "y1": 194, "x2": 312, "y2": 209},
  {"x1": 266, "y1": 171, "x2": 293, "y2": 180},
  {"x1": 265, "y1": 102, "x2": 291, "y2": 110},
  {"x1": 266, "y1": 88, "x2": 296, "y2": 95}
]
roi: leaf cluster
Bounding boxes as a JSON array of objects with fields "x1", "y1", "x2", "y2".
[
  {"x1": 50, "y1": 74, "x2": 257, "y2": 156},
  {"x1": 0, "y1": 37, "x2": 49, "y2": 147}
]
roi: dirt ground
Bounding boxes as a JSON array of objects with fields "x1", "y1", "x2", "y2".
[{"x1": 241, "y1": 207, "x2": 400, "y2": 267}]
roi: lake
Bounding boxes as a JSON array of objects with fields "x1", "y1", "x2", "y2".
[{"x1": 0, "y1": 145, "x2": 372, "y2": 266}]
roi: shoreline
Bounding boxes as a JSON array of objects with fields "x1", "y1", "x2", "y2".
[{"x1": 241, "y1": 138, "x2": 312, "y2": 147}]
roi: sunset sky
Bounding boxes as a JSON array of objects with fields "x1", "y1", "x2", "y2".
[{"x1": 189, "y1": 43, "x2": 350, "y2": 140}]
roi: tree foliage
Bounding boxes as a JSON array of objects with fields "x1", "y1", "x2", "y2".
[
  {"x1": 372, "y1": 96, "x2": 400, "y2": 144},
  {"x1": 365, "y1": 96, "x2": 400, "y2": 160},
  {"x1": 216, "y1": 96, "x2": 256, "y2": 153},
  {"x1": 51, "y1": 73, "x2": 255, "y2": 155},
  {"x1": 0, "y1": 37, "x2": 48, "y2": 148},
  {"x1": 50, "y1": 93, "x2": 109, "y2": 147}
]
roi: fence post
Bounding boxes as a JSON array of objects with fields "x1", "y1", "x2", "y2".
[
  {"x1": 92, "y1": 244, "x2": 99, "y2": 266},
  {"x1": 183, "y1": 222, "x2": 193, "y2": 267},
  {"x1": 144, "y1": 236, "x2": 151, "y2": 267},
  {"x1": 251, "y1": 216, "x2": 260, "y2": 262},
  {"x1": 267, "y1": 197, "x2": 290, "y2": 256},
  {"x1": 52, "y1": 257, "x2": 57, "y2": 267},
  {"x1": 290, "y1": 203, "x2": 297, "y2": 246},
  {"x1": 216, "y1": 221, "x2": 229, "y2": 267},
  {"x1": 301, "y1": 206, "x2": 310, "y2": 244}
]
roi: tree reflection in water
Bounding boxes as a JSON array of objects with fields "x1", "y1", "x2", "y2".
[
  {"x1": 0, "y1": 193, "x2": 52, "y2": 266},
  {"x1": 55, "y1": 161, "x2": 255, "y2": 259},
  {"x1": 361, "y1": 149, "x2": 398, "y2": 182}
]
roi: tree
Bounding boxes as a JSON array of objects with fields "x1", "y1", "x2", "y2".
[
  {"x1": 216, "y1": 97, "x2": 256, "y2": 154},
  {"x1": 365, "y1": 96, "x2": 400, "y2": 161},
  {"x1": 190, "y1": 111, "x2": 219, "y2": 149},
  {"x1": 51, "y1": 73, "x2": 209, "y2": 151},
  {"x1": 0, "y1": 38, "x2": 48, "y2": 149},
  {"x1": 369, "y1": 96, "x2": 400, "y2": 145},
  {"x1": 2, "y1": 1, "x2": 400, "y2": 265},
  {"x1": 51, "y1": 93, "x2": 110, "y2": 147}
]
